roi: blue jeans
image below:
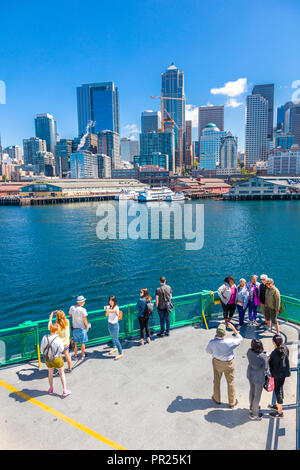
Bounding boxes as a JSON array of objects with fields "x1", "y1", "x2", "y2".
[
  {"x1": 248, "y1": 301, "x2": 257, "y2": 321},
  {"x1": 157, "y1": 308, "x2": 170, "y2": 334},
  {"x1": 108, "y1": 322, "x2": 122, "y2": 354},
  {"x1": 237, "y1": 304, "x2": 246, "y2": 326}
]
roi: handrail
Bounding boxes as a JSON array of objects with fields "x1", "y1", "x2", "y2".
[{"x1": 0, "y1": 290, "x2": 299, "y2": 368}]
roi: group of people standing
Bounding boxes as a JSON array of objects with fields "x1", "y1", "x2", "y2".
[
  {"x1": 218, "y1": 274, "x2": 281, "y2": 332},
  {"x1": 40, "y1": 277, "x2": 173, "y2": 397},
  {"x1": 206, "y1": 321, "x2": 291, "y2": 420}
]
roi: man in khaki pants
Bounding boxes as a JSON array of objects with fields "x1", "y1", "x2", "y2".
[{"x1": 206, "y1": 322, "x2": 242, "y2": 408}]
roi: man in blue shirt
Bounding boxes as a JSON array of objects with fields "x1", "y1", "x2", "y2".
[{"x1": 206, "y1": 322, "x2": 242, "y2": 408}]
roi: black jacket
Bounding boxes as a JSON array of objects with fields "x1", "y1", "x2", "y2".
[
  {"x1": 259, "y1": 283, "x2": 267, "y2": 304},
  {"x1": 269, "y1": 347, "x2": 291, "y2": 379}
]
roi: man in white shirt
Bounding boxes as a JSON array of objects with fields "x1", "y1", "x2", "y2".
[
  {"x1": 69, "y1": 295, "x2": 89, "y2": 360},
  {"x1": 206, "y1": 322, "x2": 242, "y2": 408}
]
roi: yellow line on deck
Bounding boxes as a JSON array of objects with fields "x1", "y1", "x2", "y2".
[{"x1": 0, "y1": 379, "x2": 126, "y2": 450}]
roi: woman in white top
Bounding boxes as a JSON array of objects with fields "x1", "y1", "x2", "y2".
[{"x1": 105, "y1": 296, "x2": 123, "y2": 360}]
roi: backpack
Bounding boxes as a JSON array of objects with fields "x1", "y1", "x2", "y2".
[
  {"x1": 161, "y1": 287, "x2": 173, "y2": 313},
  {"x1": 43, "y1": 335, "x2": 57, "y2": 362},
  {"x1": 143, "y1": 302, "x2": 154, "y2": 319}
]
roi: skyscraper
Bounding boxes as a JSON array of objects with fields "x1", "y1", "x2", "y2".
[
  {"x1": 199, "y1": 123, "x2": 226, "y2": 170},
  {"x1": 252, "y1": 84, "x2": 274, "y2": 141},
  {"x1": 35, "y1": 113, "x2": 56, "y2": 156},
  {"x1": 139, "y1": 130, "x2": 175, "y2": 172},
  {"x1": 184, "y1": 120, "x2": 194, "y2": 169},
  {"x1": 55, "y1": 139, "x2": 73, "y2": 177},
  {"x1": 161, "y1": 63, "x2": 185, "y2": 169},
  {"x1": 141, "y1": 111, "x2": 160, "y2": 133},
  {"x1": 70, "y1": 151, "x2": 98, "y2": 179},
  {"x1": 98, "y1": 130, "x2": 120, "y2": 170},
  {"x1": 120, "y1": 138, "x2": 139, "y2": 162},
  {"x1": 77, "y1": 82, "x2": 119, "y2": 136},
  {"x1": 284, "y1": 103, "x2": 300, "y2": 146},
  {"x1": 23, "y1": 137, "x2": 47, "y2": 165},
  {"x1": 245, "y1": 94, "x2": 268, "y2": 168},
  {"x1": 219, "y1": 132, "x2": 238, "y2": 169},
  {"x1": 198, "y1": 106, "x2": 224, "y2": 135},
  {"x1": 276, "y1": 105, "x2": 285, "y2": 130}
]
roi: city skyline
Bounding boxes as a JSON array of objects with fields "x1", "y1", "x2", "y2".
[{"x1": 0, "y1": 0, "x2": 299, "y2": 151}]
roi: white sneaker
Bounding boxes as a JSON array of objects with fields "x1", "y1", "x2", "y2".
[{"x1": 62, "y1": 390, "x2": 72, "y2": 398}]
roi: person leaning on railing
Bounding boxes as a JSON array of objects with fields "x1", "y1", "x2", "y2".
[
  {"x1": 264, "y1": 279, "x2": 281, "y2": 334},
  {"x1": 137, "y1": 288, "x2": 152, "y2": 345},
  {"x1": 48, "y1": 310, "x2": 72, "y2": 373}
]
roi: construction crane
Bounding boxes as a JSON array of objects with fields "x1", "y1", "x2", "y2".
[{"x1": 150, "y1": 94, "x2": 185, "y2": 173}]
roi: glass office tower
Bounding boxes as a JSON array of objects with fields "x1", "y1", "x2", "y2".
[
  {"x1": 161, "y1": 63, "x2": 185, "y2": 166},
  {"x1": 77, "y1": 82, "x2": 119, "y2": 136},
  {"x1": 35, "y1": 113, "x2": 56, "y2": 156},
  {"x1": 245, "y1": 94, "x2": 268, "y2": 168},
  {"x1": 199, "y1": 123, "x2": 226, "y2": 170},
  {"x1": 252, "y1": 84, "x2": 274, "y2": 141}
]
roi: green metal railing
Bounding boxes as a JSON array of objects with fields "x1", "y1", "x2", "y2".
[{"x1": 0, "y1": 291, "x2": 300, "y2": 368}]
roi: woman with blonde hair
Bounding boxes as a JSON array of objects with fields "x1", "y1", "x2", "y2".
[
  {"x1": 48, "y1": 310, "x2": 72, "y2": 372},
  {"x1": 41, "y1": 324, "x2": 71, "y2": 397}
]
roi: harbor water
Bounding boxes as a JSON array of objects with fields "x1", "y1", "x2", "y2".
[{"x1": 1, "y1": 199, "x2": 300, "y2": 329}]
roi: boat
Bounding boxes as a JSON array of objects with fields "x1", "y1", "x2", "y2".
[
  {"x1": 115, "y1": 189, "x2": 138, "y2": 200},
  {"x1": 165, "y1": 191, "x2": 186, "y2": 201},
  {"x1": 137, "y1": 187, "x2": 174, "y2": 202}
]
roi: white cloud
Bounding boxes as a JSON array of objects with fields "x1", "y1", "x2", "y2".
[
  {"x1": 225, "y1": 98, "x2": 244, "y2": 108},
  {"x1": 185, "y1": 104, "x2": 198, "y2": 128},
  {"x1": 123, "y1": 124, "x2": 140, "y2": 139},
  {"x1": 211, "y1": 78, "x2": 247, "y2": 97}
]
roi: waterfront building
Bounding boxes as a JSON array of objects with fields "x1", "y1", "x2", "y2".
[
  {"x1": 199, "y1": 123, "x2": 226, "y2": 170},
  {"x1": 184, "y1": 120, "x2": 194, "y2": 169},
  {"x1": 5, "y1": 145, "x2": 23, "y2": 162},
  {"x1": 23, "y1": 137, "x2": 47, "y2": 166},
  {"x1": 138, "y1": 165, "x2": 169, "y2": 186},
  {"x1": 77, "y1": 82, "x2": 119, "y2": 136},
  {"x1": 35, "y1": 114, "x2": 56, "y2": 156},
  {"x1": 134, "y1": 152, "x2": 169, "y2": 170},
  {"x1": 219, "y1": 132, "x2": 238, "y2": 170},
  {"x1": 274, "y1": 133, "x2": 295, "y2": 150},
  {"x1": 252, "y1": 84, "x2": 274, "y2": 141},
  {"x1": 161, "y1": 63, "x2": 185, "y2": 166},
  {"x1": 111, "y1": 167, "x2": 139, "y2": 179},
  {"x1": 33, "y1": 151, "x2": 55, "y2": 177},
  {"x1": 226, "y1": 176, "x2": 295, "y2": 198},
  {"x1": 97, "y1": 154, "x2": 112, "y2": 178},
  {"x1": 19, "y1": 179, "x2": 147, "y2": 197},
  {"x1": 141, "y1": 111, "x2": 160, "y2": 133},
  {"x1": 55, "y1": 139, "x2": 73, "y2": 178},
  {"x1": 120, "y1": 138, "x2": 139, "y2": 162},
  {"x1": 268, "y1": 147, "x2": 300, "y2": 176},
  {"x1": 245, "y1": 94, "x2": 268, "y2": 168},
  {"x1": 98, "y1": 130, "x2": 120, "y2": 170},
  {"x1": 139, "y1": 131, "x2": 175, "y2": 172},
  {"x1": 70, "y1": 150, "x2": 98, "y2": 179}
]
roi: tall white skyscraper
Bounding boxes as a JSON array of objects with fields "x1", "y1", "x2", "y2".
[{"x1": 245, "y1": 94, "x2": 268, "y2": 168}]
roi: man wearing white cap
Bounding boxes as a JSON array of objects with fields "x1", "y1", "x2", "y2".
[{"x1": 69, "y1": 295, "x2": 89, "y2": 360}]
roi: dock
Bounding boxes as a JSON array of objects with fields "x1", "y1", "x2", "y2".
[{"x1": 0, "y1": 317, "x2": 298, "y2": 450}]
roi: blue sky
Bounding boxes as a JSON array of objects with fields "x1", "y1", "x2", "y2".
[{"x1": 0, "y1": 0, "x2": 299, "y2": 151}]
